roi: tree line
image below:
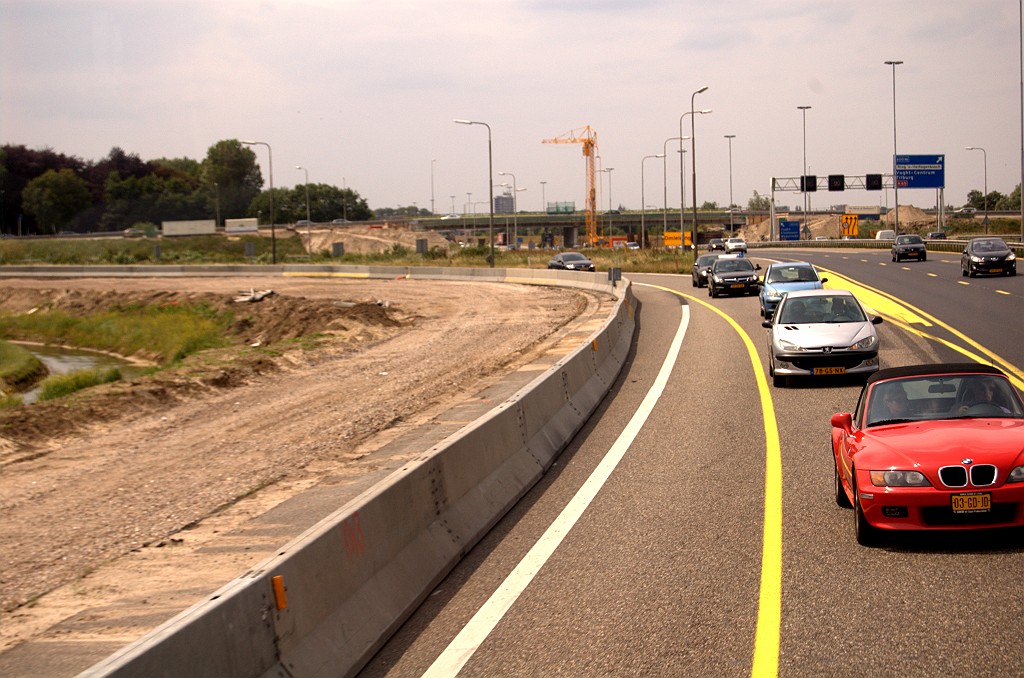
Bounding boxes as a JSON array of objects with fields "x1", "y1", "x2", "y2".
[{"x1": 0, "y1": 140, "x2": 372, "y2": 236}]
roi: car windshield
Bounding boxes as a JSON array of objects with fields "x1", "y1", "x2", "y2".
[
  {"x1": 767, "y1": 265, "x2": 817, "y2": 284},
  {"x1": 697, "y1": 255, "x2": 718, "y2": 266},
  {"x1": 973, "y1": 238, "x2": 1008, "y2": 253},
  {"x1": 714, "y1": 259, "x2": 754, "y2": 273},
  {"x1": 897, "y1": 235, "x2": 922, "y2": 244},
  {"x1": 562, "y1": 253, "x2": 587, "y2": 261},
  {"x1": 777, "y1": 294, "x2": 865, "y2": 324},
  {"x1": 865, "y1": 374, "x2": 1024, "y2": 427}
]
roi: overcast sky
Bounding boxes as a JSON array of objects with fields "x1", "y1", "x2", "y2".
[{"x1": 2, "y1": 0, "x2": 1021, "y2": 216}]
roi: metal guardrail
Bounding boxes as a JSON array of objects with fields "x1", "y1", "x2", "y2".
[{"x1": 746, "y1": 238, "x2": 1023, "y2": 257}]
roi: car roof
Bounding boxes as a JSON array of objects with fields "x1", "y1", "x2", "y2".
[
  {"x1": 866, "y1": 362, "x2": 1006, "y2": 385},
  {"x1": 781, "y1": 288, "x2": 852, "y2": 299},
  {"x1": 768, "y1": 261, "x2": 813, "y2": 268}
]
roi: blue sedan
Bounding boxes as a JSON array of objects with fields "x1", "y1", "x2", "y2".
[{"x1": 758, "y1": 261, "x2": 827, "y2": 318}]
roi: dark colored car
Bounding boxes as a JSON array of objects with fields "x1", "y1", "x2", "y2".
[
  {"x1": 830, "y1": 363, "x2": 1024, "y2": 546},
  {"x1": 708, "y1": 256, "x2": 761, "y2": 298},
  {"x1": 926, "y1": 231, "x2": 946, "y2": 240},
  {"x1": 891, "y1": 234, "x2": 927, "y2": 262},
  {"x1": 691, "y1": 253, "x2": 722, "y2": 288},
  {"x1": 961, "y1": 237, "x2": 1017, "y2": 277},
  {"x1": 547, "y1": 251, "x2": 595, "y2": 271},
  {"x1": 707, "y1": 238, "x2": 726, "y2": 252}
]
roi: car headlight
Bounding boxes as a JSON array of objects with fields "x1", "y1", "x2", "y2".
[
  {"x1": 1008, "y1": 466, "x2": 1024, "y2": 483},
  {"x1": 712, "y1": 275, "x2": 723, "y2": 283},
  {"x1": 870, "y1": 470, "x2": 931, "y2": 487},
  {"x1": 778, "y1": 338, "x2": 804, "y2": 351},
  {"x1": 1008, "y1": 252, "x2": 1017, "y2": 261},
  {"x1": 971, "y1": 255, "x2": 984, "y2": 263},
  {"x1": 850, "y1": 335, "x2": 877, "y2": 350}
]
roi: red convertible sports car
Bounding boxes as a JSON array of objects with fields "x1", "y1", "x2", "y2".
[{"x1": 831, "y1": 363, "x2": 1024, "y2": 546}]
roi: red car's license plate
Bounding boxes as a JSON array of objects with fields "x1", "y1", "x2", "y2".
[
  {"x1": 952, "y1": 493, "x2": 991, "y2": 513},
  {"x1": 813, "y1": 366, "x2": 846, "y2": 375}
]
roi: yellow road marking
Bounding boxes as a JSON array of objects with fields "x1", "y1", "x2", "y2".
[
  {"x1": 644, "y1": 283, "x2": 782, "y2": 677},
  {"x1": 818, "y1": 268, "x2": 1023, "y2": 389}
]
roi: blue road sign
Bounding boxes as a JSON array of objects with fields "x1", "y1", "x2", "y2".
[
  {"x1": 779, "y1": 220, "x2": 800, "y2": 241},
  {"x1": 894, "y1": 154, "x2": 945, "y2": 189}
]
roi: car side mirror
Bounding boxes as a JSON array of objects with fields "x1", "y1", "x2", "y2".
[
  {"x1": 831, "y1": 412, "x2": 854, "y2": 432},
  {"x1": 819, "y1": 277, "x2": 828, "y2": 284},
  {"x1": 755, "y1": 263, "x2": 762, "y2": 270},
  {"x1": 761, "y1": 319, "x2": 772, "y2": 328},
  {"x1": 870, "y1": 315, "x2": 883, "y2": 325}
]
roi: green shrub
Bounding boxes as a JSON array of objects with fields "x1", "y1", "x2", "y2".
[{"x1": 36, "y1": 367, "x2": 122, "y2": 401}]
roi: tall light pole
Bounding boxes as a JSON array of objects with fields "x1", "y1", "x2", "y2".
[
  {"x1": 885, "y1": 60, "x2": 904, "y2": 235},
  {"x1": 797, "y1": 106, "x2": 811, "y2": 234},
  {"x1": 642, "y1": 153, "x2": 664, "y2": 249},
  {"x1": 454, "y1": 119, "x2": 495, "y2": 266},
  {"x1": 450, "y1": 195, "x2": 456, "y2": 215},
  {"x1": 603, "y1": 168, "x2": 614, "y2": 212},
  {"x1": 295, "y1": 165, "x2": 311, "y2": 255},
  {"x1": 540, "y1": 181, "x2": 547, "y2": 213},
  {"x1": 690, "y1": 86, "x2": 709, "y2": 253},
  {"x1": 240, "y1": 139, "x2": 275, "y2": 264},
  {"x1": 663, "y1": 136, "x2": 687, "y2": 232},
  {"x1": 724, "y1": 134, "x2": 736, "y2": 233},
  {"x1": 430, "y1": 159, "x2": 436, "y2": 216},
  {"x1": 966, "y1": 146, "x2": 989, "y2": 233},
  {"x1": 680, "y1": 107, "x2": 711, "y2": 231},
  {"x1": 498, "y1": 171, "x2": 518, "y2": 248}
]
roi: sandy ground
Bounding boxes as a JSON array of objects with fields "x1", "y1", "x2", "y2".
[{"x1": 0, "y1": 274, "x2": 608, "y2": 663}]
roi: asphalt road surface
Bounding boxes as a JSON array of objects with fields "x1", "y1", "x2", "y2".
[{"x1": 360, "y1": 248, "x2": 1024, "y2": 676}]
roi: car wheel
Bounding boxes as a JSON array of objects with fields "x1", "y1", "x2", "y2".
[
  {"x1": 708, "y1": 284, "x2": 715, "y2": 298},
  {"x1": 961, "y1": 264, "x2": 968, "y2": 277},
  {"x1": 967, "y1": 268, "x2": 975, "y2": 278},
  {"x1": 834, "y1": 457, "x2": 852, "y2": 508},
  {"x1": 891, "y1": 252, "x2": 897, "y2": 262},
  {"x1": 921, "y1": 254, "x2": 927, "y2": 262},
  {"x1": 853, "y1": 470, "x2": 879, "y2": 547}
]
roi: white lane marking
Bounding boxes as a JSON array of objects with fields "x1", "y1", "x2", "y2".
[{"x1": 422, "y1": 303, "x2": 691, "y2": 677}]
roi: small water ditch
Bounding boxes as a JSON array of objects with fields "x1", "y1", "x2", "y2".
[{"x1": 13, "y1": 343, "x2": 149, "y2": 404}]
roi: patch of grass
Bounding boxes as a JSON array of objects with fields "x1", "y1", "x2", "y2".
[
  {"x1": 0, "y1": 339, "x2": 47, "y2": 390},
  {"x1": 36, "y1": 367, "x2": 122, "y2": 401},
  {"x1": 0, "y1": 392, "x2": 24, "y2": 409},
  {"x1": 0, "y1": 303, "x2": 232, "y2": 365}
]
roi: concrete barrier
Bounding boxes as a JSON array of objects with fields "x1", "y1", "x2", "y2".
[{"x1": 63, "y1": 265, "x2": 635, "y2": 677}]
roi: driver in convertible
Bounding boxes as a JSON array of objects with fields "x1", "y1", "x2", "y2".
[{"x1": 952, "y1": 379, "x2": 1013, "y2": 416}]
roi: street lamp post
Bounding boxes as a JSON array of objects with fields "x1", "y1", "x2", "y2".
[
  {"x1": 295, "y1": 165, "x2": 311, "y2": 255},
  {"x1": 885, "y1": 60, "x2": 904, "y2": 235},
  {"x1": 724, "y1": 134, "x2": 736, "y2": 233},
  {"x1": 430, "y1": 159, "x2": 436, "y2": 216},
  {"x1": 642, "y1": 154, "x2": 664, "y2": 249},
  {"x1": 498, "y1": 171, "x2": 518, "y2": 248},
  {"x1": 540, "y1": 181, "x2": 547, "y2": 213},
  {"x1": 240, "y1": 140, "x2": 276, "y2": 264},
  {"x1": 454, "y1": 119, "x2": 495, "y2": 266},
  {"x1": 965, "y1": 146, "x2": 989, "y2": 233},
  {"x1": 797, "y1": 106, "x2": 811, "y2": 234},
  {"x1": 690, "y1": 86, "x2": 709, "y2": 253},
  {"x1": 663, "y1": 136, "x2": 688, "y2": 233},
  {"x1": 679, "y1": 106, "x2": 711, "y2": 232}
]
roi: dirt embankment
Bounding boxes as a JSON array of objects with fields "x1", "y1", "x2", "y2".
[{"x1": 0, "y1": 275, "x2": 601, "y2": 657}]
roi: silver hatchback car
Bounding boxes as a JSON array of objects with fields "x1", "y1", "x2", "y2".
[{"x1": 762, "y1": 289, "x2": 883, "y2": 387}]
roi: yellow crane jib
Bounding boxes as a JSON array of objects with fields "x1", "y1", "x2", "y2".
[{"x1": 542, "y1": 126, "x2": 599, "y2": 247}]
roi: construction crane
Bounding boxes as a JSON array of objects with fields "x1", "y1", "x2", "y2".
[{"x1": 542, "y1": 126, "x2": 598, "y2": 247}]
